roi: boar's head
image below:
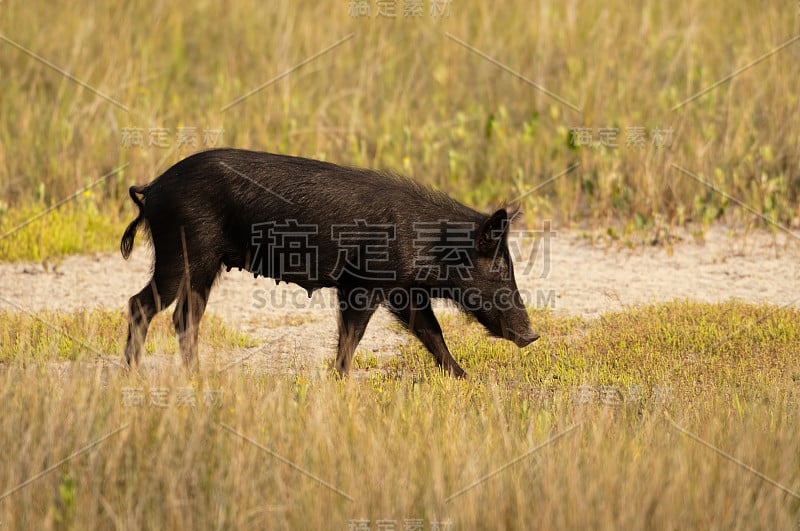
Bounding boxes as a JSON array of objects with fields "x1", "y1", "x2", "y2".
[{"x1": 460, "y1": 208, "x2": 539, "y2": 347}]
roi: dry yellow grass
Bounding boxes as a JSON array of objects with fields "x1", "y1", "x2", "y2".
[
  {"x1": 0, "y1": 302, "x2": 797, "y2": 529},
  {"x1": 1, "y1": 0, "x2": 799, "y2": 262}
]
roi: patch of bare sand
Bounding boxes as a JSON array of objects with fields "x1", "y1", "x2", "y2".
[{"x1": 1, "y1": 226, "x2": 797, "y2": 374}]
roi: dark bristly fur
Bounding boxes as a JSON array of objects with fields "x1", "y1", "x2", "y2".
[{"x1": 121, "y1": 149, "x2": 538, "y2": 376}]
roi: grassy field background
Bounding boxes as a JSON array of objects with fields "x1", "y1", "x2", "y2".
[
  {"x1": 1, "y1": 1, "x2": 799, "y2": 529},
  {"x1": 1, "y1": 0, "x2": 799, "y2": 260},
  {"x1": 0, "y1": 301, "x2": 798, "y2": 528}
]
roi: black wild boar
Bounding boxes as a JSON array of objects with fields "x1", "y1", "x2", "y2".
[{"x1": 120, "y1": 149, "x2": 539, "y2": 376}]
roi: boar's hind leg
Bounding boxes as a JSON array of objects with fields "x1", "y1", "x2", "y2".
[
  {"x1": 334, "y1": 287, "x2": 378, "y2": 375},
  {"x1": 172, "y1": 265, "x2": 217, "y2": 373},
  {"x1": 388, "y1": 296, "x2": 467, "y2": 379},
  {"x1": 125, "y1": 263, "x2": 183, "y2": 369}
]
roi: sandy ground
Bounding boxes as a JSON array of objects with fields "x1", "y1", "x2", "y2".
[{"x1": 1, "y1": 226, "x2": 798, "y2": 373}]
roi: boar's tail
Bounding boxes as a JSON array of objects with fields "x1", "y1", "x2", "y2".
[{"x1": 120, "y1": 185, "x2": 148, "y2": 259}]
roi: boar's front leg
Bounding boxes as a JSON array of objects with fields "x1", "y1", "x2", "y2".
[
  {"x1": 335, "y1": 287, "x2": 378, "y2": 375},
  {"x1": 388, "y1": 294, "x2": 467, "y2": 379}
]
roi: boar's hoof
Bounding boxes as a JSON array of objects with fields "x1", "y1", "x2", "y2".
[{"x1": 447, "y1": 365, "x2": 467, "y2": 379}]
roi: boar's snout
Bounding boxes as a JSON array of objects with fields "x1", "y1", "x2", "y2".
[{"x1": 512, "y1": 330, "x2": 540, "y2": 348}]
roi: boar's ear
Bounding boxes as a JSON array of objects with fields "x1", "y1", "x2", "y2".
[{"x1": 476, "y1": 208, "x2": 509, "y2": 255}]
